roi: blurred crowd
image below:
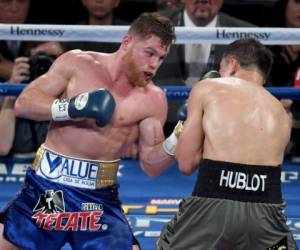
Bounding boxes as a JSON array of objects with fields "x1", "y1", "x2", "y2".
[{"x1": 0, "y1": 0, "x2": 299, "y2": 160}]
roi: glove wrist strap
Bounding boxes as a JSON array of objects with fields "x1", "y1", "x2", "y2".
[
  {"x1": 163, "y1": 132, "x2": 178, "y2": 156},
  {"x1": 51, "y1": 99, "x2": 70, "y2": 121},
  {"x1": 162, "y1": 121, "x2": 184, "y2": 155}
]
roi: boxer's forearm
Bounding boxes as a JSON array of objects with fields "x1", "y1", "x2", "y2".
[
  {"x1": 139, "y1": 144, "x2": 175, "y2": 177},
  {"x1": 14, "y1": 86, "x2": 54, "y2": 121},
  {"x1": 138, "y1": 117, "x2": 185, "y2": 177},
  {"x1": 14, "y1": 60, "x2": 71, "y2": 121}
]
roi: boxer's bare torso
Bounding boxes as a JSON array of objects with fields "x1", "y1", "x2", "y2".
[
  {"x1": 35, "y1": 50, "x2": 168, "y2": 160},
  {"x1": 45, "y1": 53, "x2": 166, "y2": 160}
]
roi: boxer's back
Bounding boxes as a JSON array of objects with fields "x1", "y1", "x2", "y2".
[{"x1": 201, "y1": 77, "x2": 291, "y2": 166}]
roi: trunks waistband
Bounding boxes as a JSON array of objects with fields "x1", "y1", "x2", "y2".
[
  {"x1": 192, "y1": 159, "x2": 282, "y2": 203},
  {"x1": 32, "y1": 144, "x2": 120, "y2": 190}
]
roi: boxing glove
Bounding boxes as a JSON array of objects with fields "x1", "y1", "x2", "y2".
[
  {"x1": 202, "y1": 70, "x2": 221, "y2": 80},
  {"x1": 177, "y1": 102, "x2": 188, "y2": 121},
  {"x1": 51, "y1": 88, "x2": 116, "y2": 127},
  {"x1": 163, "y1": 120, "x2": 184, "y2": 155}
]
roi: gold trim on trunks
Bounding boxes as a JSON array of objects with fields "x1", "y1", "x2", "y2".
[
  {"x1": 96, "y1": 161, "x2": 119, "y2": 188},
  {"x1": 32, "y1": 146, "x2": 45, "y2": 171}
]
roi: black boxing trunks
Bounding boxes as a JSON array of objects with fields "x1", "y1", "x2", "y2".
[
  {"x1": 156, "y1": 159, "x2": 298, "y2": 250},
  {"x1": 0, "y1": 145, "x2": 136, "y2": 250}
]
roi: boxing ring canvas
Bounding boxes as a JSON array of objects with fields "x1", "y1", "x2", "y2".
[{"x1": 0, "y1": 157, "x2": 299, "y2": 249}]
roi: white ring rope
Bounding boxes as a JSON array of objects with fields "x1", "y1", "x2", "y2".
[{"x1": 0, "y1": 24, "x2": 299, "y2": 45}]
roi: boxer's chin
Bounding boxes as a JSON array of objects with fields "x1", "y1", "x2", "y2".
[
  {"x1": 126, "y1": 66, "x2": 150, "y2": 87},
  {"x1": 126, "y1": 70, "x2": 148, "y2": 87},
  {"x1": 134, "y1": 77, "x2": 149, "y2": 87},
  {"x1": 133, "y1": 72, "x2": 153, "y2": 87}
]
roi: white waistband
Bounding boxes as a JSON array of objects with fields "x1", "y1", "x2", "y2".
[{"x1": 33, "y1": 145, "x2": 119, "y2": 190}]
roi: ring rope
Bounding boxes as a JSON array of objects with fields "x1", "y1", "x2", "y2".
[
  {"x1": 1, "y1": 24, "x2": 300, "y2": 44},
  {"x1": 162, "y1": 86, "x2": 300, "y2": 100},
  {"x1": 1, "y1": 83, "x2": 300, "y2": 100}
]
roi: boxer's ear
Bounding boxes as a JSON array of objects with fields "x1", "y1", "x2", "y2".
[
  {"x1": 121, "y1": 35, "x2": 133, "y2": 50},
  {"x1": 227, "y1": 57, "x2": 239, "y2": 76}
]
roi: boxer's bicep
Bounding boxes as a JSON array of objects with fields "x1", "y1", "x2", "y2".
[
  {"x1": 14, "y1": 52, "x2": 76, "y2": 121},
  {"x1": 29, "y1": 51, "x2": 75, "y2": 98},
  {"x1": 139, "y1": 117, "x2": 164, "y2": 149},
  {"x1": 138, "y1": 117, "x2": 174, "y2": 177}
]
